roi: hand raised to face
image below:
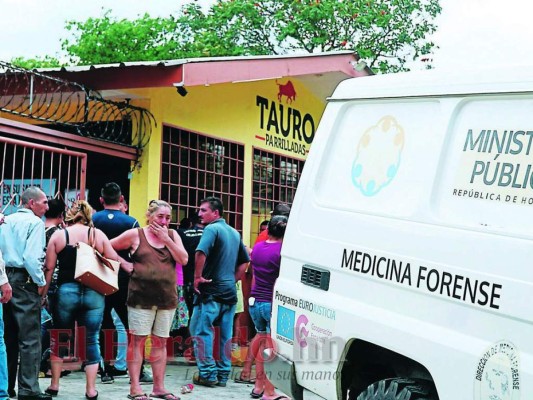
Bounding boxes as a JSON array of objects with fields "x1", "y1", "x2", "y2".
[{"x1": 149, "y1": 221, "x2": 169, "y2": 240}]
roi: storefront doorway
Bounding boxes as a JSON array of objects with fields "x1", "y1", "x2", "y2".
[{"x1": 0, "y1": 118, "x2": 135, "y2": 214}]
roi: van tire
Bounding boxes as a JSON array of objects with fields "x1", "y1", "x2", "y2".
[{"x1": 355, "y1": 378, "x2": 436, "y2": 400}]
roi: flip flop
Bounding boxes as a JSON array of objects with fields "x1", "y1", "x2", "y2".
[
  {"x1": 150, "y1": 393, "x2": 180, "y2": 400},
  {"x1": 45, "y1": 388, "x2": 58, "y2": 397},
  {"x1": 127, "y1": 394, "x2": 150, "y2": 400},
  {"x1": 235, "y1": 375, "x2": 256, "y2": 384},
  {"x1": 251, "y1": 389, "x2": 264, "y2": 398},
  {"x1": 261, "y1": 396, "x2": 291, "y2": 400}
]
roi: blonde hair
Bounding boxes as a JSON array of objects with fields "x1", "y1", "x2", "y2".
[
  {"x1": 64, "y1": 200, "x2": 93, "y2": 226},
  {"x1": 146, "y1": 199, "x2": 172, "y2": 224}
]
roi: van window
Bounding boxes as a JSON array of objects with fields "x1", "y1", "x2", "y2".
[
  {"x1": 316, "y1": 100, "x2": 442, "y2": 219},
  {"x1": 433, "y1": 96, "x2": 533, "y2": 237}
]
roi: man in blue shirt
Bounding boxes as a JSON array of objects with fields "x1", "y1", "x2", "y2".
[
  {"x1": 0, "y1": 186, "x2": 51, "y2": 400},
  {"x1": 190, "y1": 197, "x2": 250, "y2": 388}
]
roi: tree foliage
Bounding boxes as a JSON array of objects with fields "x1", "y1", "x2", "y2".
[
  {"x1": 13, "y1": 0, "x2": 442, "y2": 73},
  {"x1": 60, "y1": 10, "x2": 183, "y2": 64},
  {"x1": 176, "y1": 0, "x2": 441, "y2": 72},
  {"x1": 10, "y1": 56, "x2": 61, "y2": 70}
]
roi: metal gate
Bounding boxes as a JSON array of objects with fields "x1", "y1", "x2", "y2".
[{"x1": 0, "y1": 135, "x2": 87, "y2": 214}]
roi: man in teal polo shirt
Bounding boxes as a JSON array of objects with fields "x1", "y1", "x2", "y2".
[{"x1": 190, "y1": 196, "x2": 249, "y2": 388}]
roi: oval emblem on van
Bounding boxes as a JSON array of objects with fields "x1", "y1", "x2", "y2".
[
  {"x1": 351, "y1": 116, "x2": 404, "y2": 196},
  {"x1": 474, "y1": 340, "x2": 520, "y2": 400}
]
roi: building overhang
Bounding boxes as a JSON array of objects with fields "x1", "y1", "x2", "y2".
[
  {"x1": 39, "y1": 51, "x2": 371, "y2": 95},
  {"x1": 0, "y1": 52, "x2": 372, "y2": 155}
]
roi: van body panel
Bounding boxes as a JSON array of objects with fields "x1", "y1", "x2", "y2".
[
  {"x1": 331, "y1": 66, "x2": 533, "y2": 100},
  {"x1": 270, "y1": 69, "x2": 533, "y2": 399}
]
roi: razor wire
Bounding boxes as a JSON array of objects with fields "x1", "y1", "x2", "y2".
[{"x1": 0, "y1": 61, "x2": 155, "y2": 153}]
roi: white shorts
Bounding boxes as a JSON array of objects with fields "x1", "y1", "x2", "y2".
[{"x1": 128, "y1": 307, "x2": 175, "y2": 337}]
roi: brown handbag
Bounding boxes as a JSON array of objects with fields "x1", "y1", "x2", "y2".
[{"x1": 74, "y1": 227, "x2": 119, "y2": 296}]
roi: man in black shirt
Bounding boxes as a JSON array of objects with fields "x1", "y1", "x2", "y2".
[{"x1": 178, "y1": 214, "x2": 204, "y2": 316}]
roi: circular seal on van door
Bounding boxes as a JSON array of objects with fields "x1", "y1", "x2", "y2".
[
  {"x1": 474, "y1": 340, "x2": 520, "y2": 400},
  {"x1": 351, "y1": 115, "x2": 404, "y2": 196}
]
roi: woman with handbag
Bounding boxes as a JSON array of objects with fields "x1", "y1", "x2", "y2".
[
  {"x1": 111, "y1": 200, "x2": 188, "y2": 400},
  {"x1": 43, "y1": 200, "x2": 119, "y2": 400}
]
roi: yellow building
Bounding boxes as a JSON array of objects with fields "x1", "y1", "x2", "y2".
[{"x1": 0, "y1": 52, "x2": 369, "y2": 245}]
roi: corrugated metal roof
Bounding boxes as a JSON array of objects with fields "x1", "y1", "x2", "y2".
[{"x1": 37, "y1": 51, "x2": 357, "y2": 73}]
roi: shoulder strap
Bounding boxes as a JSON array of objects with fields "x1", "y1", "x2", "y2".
[
  {"x1": 137, "y1": 227, "x2": 145, "y2": 243},
  {"x1": 64, "y1": 229, "x2": 70, "y2": 245},
  {"x1": 87, "y1": 227, "x2": 96, "y2": 249}
]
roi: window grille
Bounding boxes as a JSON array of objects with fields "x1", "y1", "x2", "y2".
[
  {"x1": 251, "y1": 148, "x2": 304, "y2": 242},
  {"x1": 161, "y1": 126, "x2": 244, "y2": 232},
  {"x1": 0, "y1": 135, "x2": 86, "y2": 214}
]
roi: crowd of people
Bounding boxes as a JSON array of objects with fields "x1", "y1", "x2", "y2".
[{"x1": 0, "y1": 184, "x2": 291, "y2": 400}]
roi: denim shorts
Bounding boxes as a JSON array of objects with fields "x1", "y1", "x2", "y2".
[{"x1": 249, "y1": 301, "x2": 272, "y2": 333}]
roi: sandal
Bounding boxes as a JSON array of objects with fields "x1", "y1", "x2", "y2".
[
  {"x1": 45, "y1": 388, "x2": 58, "y2": 397},
  {"x1": 150, "y1": 393, "x2": 180, "y2": 400},
  {"x1": 86, "y1": 391, "x2": 99, "y2": 400},
  {"x1": 127, "y1": 394, "x2": 149, "y2": 400},
  {"x1": 251, "y1": 389, "x2": 264, "y2": 398},
  {"x1": 235, "y1": 374, "x2": 256, "y2": 384}
]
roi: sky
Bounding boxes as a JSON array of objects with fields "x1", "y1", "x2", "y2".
[{"x1": 1, "y1": 0, "x2": 533, "y2": 70}]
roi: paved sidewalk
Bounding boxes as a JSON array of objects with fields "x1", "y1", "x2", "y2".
[{"x1": 35, "y1": 364, "x2": 259, "y2": 400}]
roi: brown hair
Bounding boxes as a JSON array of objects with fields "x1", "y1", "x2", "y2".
[{"x1": 64, "y1": 200, "x2": 93, "y2": 226}]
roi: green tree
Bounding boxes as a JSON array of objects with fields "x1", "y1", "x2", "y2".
[
  {"x1": 17, "y1": 0, "x2": 441, "y2": 73},
  {"x1": 10, "y1": 55, "x2": 61, "y2": 69},
  {"x1": 177, "y1": 0, "x2": 442, "y2": 73},
  {"x1": 61, "y1": 10, "x2": 183, "y2": 65}
]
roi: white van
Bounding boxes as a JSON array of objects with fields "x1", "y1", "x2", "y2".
[{"x1": 266, "y1": 67, "x2": 533, "y2": 400}]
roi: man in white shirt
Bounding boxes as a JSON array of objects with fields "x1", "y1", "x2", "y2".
[{"x1": 0, "y1": 187, "x2": 51, "y2": 400}]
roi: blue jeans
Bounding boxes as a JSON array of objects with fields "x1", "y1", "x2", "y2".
[
  {"x1": 0, "y1": 305, "x2": 8, "y2": 400},
  {"x1": 111, "y1": 309, "x2": 127, "y2": 370},
  {"x1": 249, "y1": 301, "x2": 272, "y2": 333},
  {"x1": 52, "y1": 282, "x2": 105, "y2": 365},
  {"x1": 190, "y1": 301, "x2": 235, "y2": 383}
]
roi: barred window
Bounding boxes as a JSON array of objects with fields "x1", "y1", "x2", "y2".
[
  {"x1": 251, "y1": 148, "x2": 304, "y2": 242},
  {"x1": 0, "y1": 136, "x2": 86, "y2": 213},
  {"x1": 161, "y1": 126, "x2": 244, "y2": 232}
]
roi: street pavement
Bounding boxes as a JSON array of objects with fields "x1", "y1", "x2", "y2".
[{"x1": 34, "y1": 362, "x2": 261, "y2": 400}]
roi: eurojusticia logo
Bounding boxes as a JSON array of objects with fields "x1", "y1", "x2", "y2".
[{"x1": 351, "y1": 116, "x2": 405, "y2": 196}]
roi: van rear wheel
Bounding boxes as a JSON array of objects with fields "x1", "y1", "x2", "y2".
[{"x1": 355, "y1": 378, "x2": 437, "y2": 400}]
